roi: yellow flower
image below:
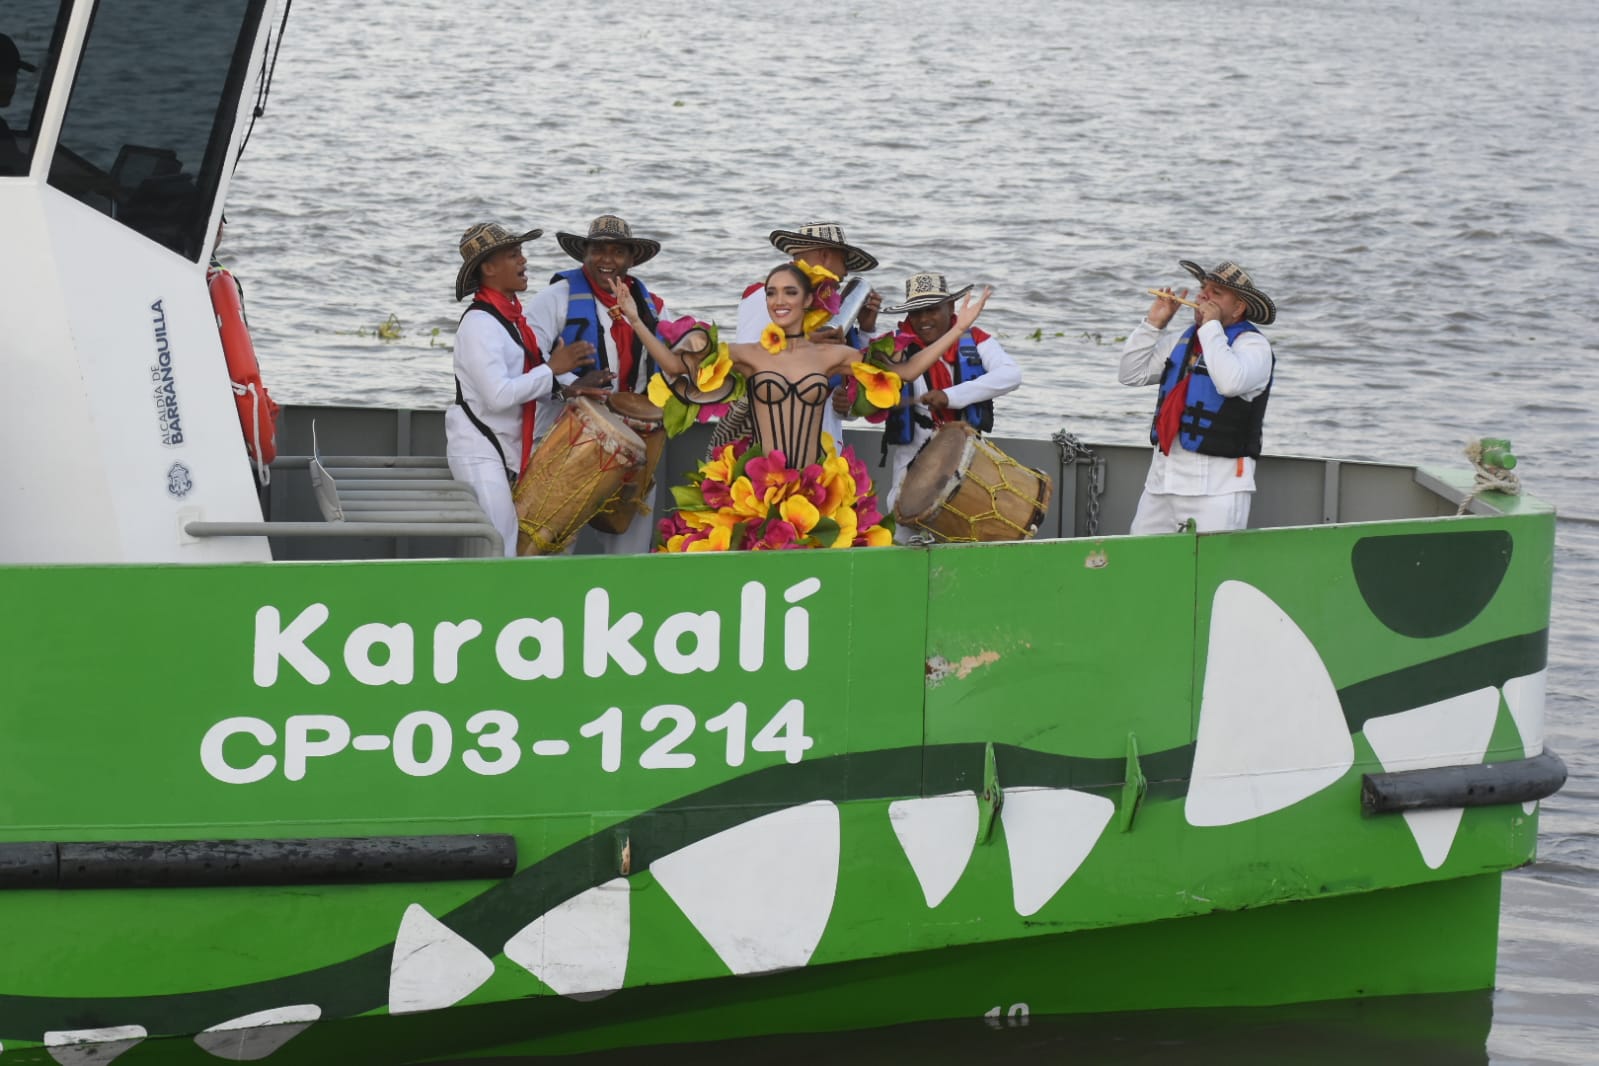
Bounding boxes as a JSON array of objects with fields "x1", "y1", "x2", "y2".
[
  {"x1": 685, "y1": 524, "x2": 733, "y2": 552},
  {"x1": 819, "y1": 431, "x2": 837, "y2": 459},
  {"x1": 697, "y1": 342, "x2": 733, "y2": 391},
  {"x1": 702, "y1": 443, "x2": 739, "y2": 485},
  {"x1": 795, "y1": 259, "x2": 840, "y2": 288},
  {"x1": 816, "y1": 454, "x2": 855, "y2": 518},
  {"x1": 647, "y1": 372, "x2": 673, "y2": 408},
  {"x1": 780, "y1": 495, "x2": 820, "y2": 535},
  {"x1": 728, "y1": 476, "x2": 770, "y2": 520},
  {"x1": 829, "y1": 505, "x2": 859, "y2": 548},
  {"x1": 863, "y1": 524, "x2": 893, "y2": 547},
  {"x1": 760, "y1": 322, "x2": 786, "y2": 354},
  {"x1": 683, "y1": 508, "x2": 741, "y2": 532},
  {"x1": 851, "y1": 361, "x2": 902, "y2": 410},
  {"x1": 802, "y1": 307, "x2": 831, "y2": 335}
]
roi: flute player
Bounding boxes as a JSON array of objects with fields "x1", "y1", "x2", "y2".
[{"x1": 1118, "y1": 259, "x2": 1278, "y2": 535}]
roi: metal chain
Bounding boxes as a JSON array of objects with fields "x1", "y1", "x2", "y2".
[{"x1": 1052, "y1": 430, "x2": 1105, "y2": 537}]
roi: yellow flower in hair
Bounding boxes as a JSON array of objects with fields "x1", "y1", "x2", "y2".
[
  {"x1": 850, "y1": 361, "x2": 902, "y2": 410},
  {"x1": 646, "y1": 372, "x2": 673, "y2": 408},
  {"x1": 760, "y1": 322, "x2": 787, "y2": 354},
  {"x1": 802, "y1": 308, "x2": 831, "y2": 335},
  {"x1": 696, "y1": 341, "x2": 733, "y2": 391},
  {"x1": 795, "y1": 259, "x2": 840, "y2": 287}
]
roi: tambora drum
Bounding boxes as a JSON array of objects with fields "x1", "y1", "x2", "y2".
[
  {"x1": 588, "y1": 391, "x2": 666, "y2": 535},
  {"x1": 894, "y1": 423, "x2": 1053, "y2": 542},
  {"x1": 514, "y1": 397, "x2": 644, "y2": 555}
]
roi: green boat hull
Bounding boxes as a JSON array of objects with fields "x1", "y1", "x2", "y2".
[{"x1": 0, "y1": 503, "x2": 1555, "y2": 1059}]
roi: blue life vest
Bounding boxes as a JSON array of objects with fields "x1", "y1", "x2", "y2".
[
  {"x1": 883, "y1": 331, "x2": 993, "y2": 446},
  {"x1": 551, "y1": 268, "x2": 662, "y2": 393},
  {"x1": 1148, "y1": 321, "x2": 1273, "y2": 458}
]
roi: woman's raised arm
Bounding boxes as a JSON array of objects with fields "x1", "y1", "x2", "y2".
[
  {"x1": 889, "y1": 287, "x2": 992, "y2": 381},
  {"x1": 609, "y1": 277, "x2": 694, "y2": 376}
]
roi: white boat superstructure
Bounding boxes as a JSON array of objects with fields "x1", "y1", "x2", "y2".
[{"x1": 0, "y1": 0, "x2": 279, "y2": 564}]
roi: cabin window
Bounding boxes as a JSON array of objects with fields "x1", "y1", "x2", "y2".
[
  {"x1": 46, "y1": 0, "x2": 265, "y2": 260},
  {"x1": 0, "y1": 1, "x2": 72, "y2": 178}
]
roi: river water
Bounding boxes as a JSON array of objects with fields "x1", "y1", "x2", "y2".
[{"x1": 226, "y1": 0, "x2": 1599, "y2": 1061}]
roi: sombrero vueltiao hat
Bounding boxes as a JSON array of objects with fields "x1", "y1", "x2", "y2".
[
  {"x1": 881, "y1": 272, "x2": 974, "y2": 315},
  {"x1": 555, "y1": 215, "x2": 661, "y2": 266},
  {"x1": 455, "y1": 222, "x2": 542, "y2": 301},
  {"x1": 1178, "y1": 259, "x2": 1276, "y2": 326},
  {"x1": 768, "y1": 221, "x2": 879, "y2": 274}
]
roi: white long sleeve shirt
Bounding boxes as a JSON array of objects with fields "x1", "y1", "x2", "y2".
[
  {"x1": 1118, "y1": 317, "x2": 1274, "y2": 496},
  {"x1": 885, "y1": 330, "x2": 1023, "y2": 508},
  {"x1": 445, "y1": 307, "x2": 555, "y2": 473}
]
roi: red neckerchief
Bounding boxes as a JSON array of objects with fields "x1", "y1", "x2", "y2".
[
  {"x1": 1154, "y1": 331, "x2": 1202, "y2": 455},
  {"x1": 584, "y1": 267, "x2": 637, "y2": 392},
  {"x1": 474, "y1": 286, "x2": 543, "y2": 473},
  {"x1": 894, "y1": 321, "x2": 989, "y2": 426}
]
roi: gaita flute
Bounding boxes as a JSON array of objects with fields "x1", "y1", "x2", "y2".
[{"x1": 1146, "y1": 288, "x2": 1200, "y2": 310}]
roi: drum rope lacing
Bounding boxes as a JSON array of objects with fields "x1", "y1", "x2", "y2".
[{"x1": 1052, "y1": 430, "x2": 1105, "y2": 537}]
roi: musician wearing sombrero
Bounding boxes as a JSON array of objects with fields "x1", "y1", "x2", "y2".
[
  {"x1": 728, "y1": 222, "x2": 885, "y2": 448},
  {"x1": 526, "y1": 214, "x2": 690, "y2": 555},
  {"x1": 1118, "y1": 259, "x2": 1277, "y2": 535},
  {"x1": 876, "y1": 272, "x2": 1022, "y2": 517},
  {"x1": 447, "y1": 222, "x2": 595, "y2": 557}
]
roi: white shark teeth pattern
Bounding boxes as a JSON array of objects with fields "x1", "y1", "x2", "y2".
[
  {"x1": 1364, "y1": 686, "x2": 1502, "y2": 869},
  {"x1": 1186, "y1": 580, "x2": 1355, "y2": 827},
  {"x1": 1001, "y1": 787, "x2": 1115, "y2": 917},
  {"x1": 504, "y1": 878, "x2": 631, "y2": 998},
  {"x1": 193, "y1": 1005, "x2": 321, "y2": 1061},
  {"x1": 388, "y1": 903, "x2": 495, "y2": 1014},
  {"x1": 889, "y1": 792, "x2": 979, "y2": 908},
  {"x1": 44, "y1": 1026, "x2": 147, "y2": 1065},
  {"x1": 1502, "y1": 668, "x2": 1548, "y2": 813},
  {"x1": 652, "y1": 800, "x2": 840, "y2": 975}
]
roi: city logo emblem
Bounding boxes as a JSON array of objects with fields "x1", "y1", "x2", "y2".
[{"x1": 167, "y1": 461, "x2": 194, "y2": 499}]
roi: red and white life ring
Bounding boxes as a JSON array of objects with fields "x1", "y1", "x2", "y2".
[{"x1": 208, "y1": 266, "x2": 280, "y2": 481}]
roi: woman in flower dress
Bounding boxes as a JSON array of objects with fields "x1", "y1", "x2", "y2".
[{"x1": 606, "y1": 265, "x2": 990, "y2": 550}]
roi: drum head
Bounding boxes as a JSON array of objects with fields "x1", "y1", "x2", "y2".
[
  {"x1": 895, "y1": 422, "x2": 976, "y2": 522},
  {"x1": 608, "y1": 391, "x2": 664, "y2": 425},
  {"x1": 571, "y1": 396, "x2": 647, "y2": 457}
]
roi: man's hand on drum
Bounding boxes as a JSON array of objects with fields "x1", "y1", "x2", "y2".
[
  {"x1": 917, "y1": 389, "x2": 951, "y2": 411},
  {"x1": 565, "y1": 368, "x2": 615, "y2": 399},
  {"x1": 549, "y1": 338, "x2": 596, "y2": 376}
]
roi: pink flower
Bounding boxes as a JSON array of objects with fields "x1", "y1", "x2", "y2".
[
  {"x1": 695, "y1": 403, "x2": 732, "y2": 423},
  {"x1": 750, "y1": 519, "x2": 799, "y2": 550},
  {"x1": 701, "y1": 478, "x2": 733, "y2": 509},
  {"x1": 855, "y1": 493, "x2": 884, "y2": 530},
  {"x1": 798, "y1": 463, "x2": 828, "y2": 506},
  {"x1": 657, "y1": 315, "x2": 700, "y2": 346},
  {"x1": 745, "y1": 451, "x2": 800, "y2": 505}
]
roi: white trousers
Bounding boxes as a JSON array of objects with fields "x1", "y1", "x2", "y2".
[
  {"x1": 449, "y1": 454, "x2": 518, "y2": 557},
  {"x1": 1129, "y1": 490, "x2": 1252, "y2": 536}
]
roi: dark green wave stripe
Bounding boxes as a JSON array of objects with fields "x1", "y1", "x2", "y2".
[
  {"x1": 1337, "y1": 629, "x2": 1547, "y2": 734},
  {"x1": 0, "y1": 628, "x2": 1546, "y2": 1037}
]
